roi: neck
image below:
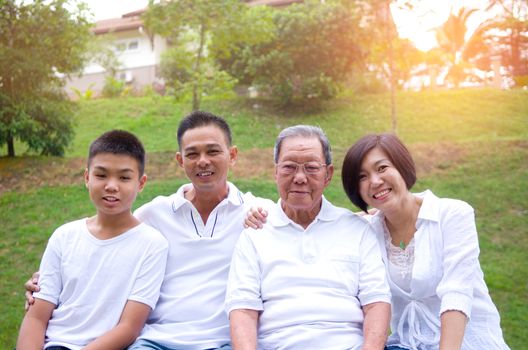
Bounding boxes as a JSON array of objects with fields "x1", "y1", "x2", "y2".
[
  {"x1": 282, "y1": 198, "x2": 322, "y2": 229},
  {"x1": 185, "y1": 183, "x2": 229, "y2": 223},
  {"x1": 88, "y1": 212, "x2": 139, "y2": 240},
  {"x1": 383, "y1": 192, "x2": 422, "y2": 245}
]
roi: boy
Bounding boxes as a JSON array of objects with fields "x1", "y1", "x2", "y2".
[{"x1": 17, "y1": 130, "x2": 169, "y2": 350}]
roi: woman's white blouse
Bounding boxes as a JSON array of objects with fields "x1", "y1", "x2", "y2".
[{"x1": 369, "y1": 190, "x2": 510, "y2": 350}]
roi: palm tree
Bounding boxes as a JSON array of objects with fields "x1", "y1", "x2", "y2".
[{"x1": 435, "y1": 7, "x2": 480, "y2": 86}]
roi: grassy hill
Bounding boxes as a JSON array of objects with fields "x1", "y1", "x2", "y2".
[{"x1": 1, "y1": 88, "x2": 527, "y2": 348}]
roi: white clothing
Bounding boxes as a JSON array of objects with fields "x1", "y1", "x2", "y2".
[
  {"x1": 369, "y1": 190, "x2": 509, "y2": 350},
  {"x1": 225, "y1": 197, "x2": 391, "y2": 350},
  {"x1": 34, "y1": 219, "x2": 169, "y2": 350},
  {"x1": 134, "y1": 182, "x2": 260, "y2": 350}
]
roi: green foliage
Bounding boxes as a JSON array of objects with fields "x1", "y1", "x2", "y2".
[
  {"x1": 160, "y1": 46, "x2": 238, "y2": 103},
  {"x1": 0, "y1": 0, "x2": 91, "y2": 156},
  {"x1": 71, "y1": 83, "x2": 95, "y2": 101},
  {"x1": 224, "y1": 0, "x2": 367, "y2": 108},
  {"x1": 102, "y1": 76, "x2": 125, "y2": 98},
  {"x1": 143, "y1": 0, "x2": 273, "y2": 110}
]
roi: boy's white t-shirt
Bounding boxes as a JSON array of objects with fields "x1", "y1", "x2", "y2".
[{"x1": 34, "y1": 218, "x2": 169, "y2": 350}]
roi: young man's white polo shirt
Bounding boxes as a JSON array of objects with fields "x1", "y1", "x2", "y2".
[
  {"x1": 225, "y1": 196, "x2": 391, "y2": 350},
  {"x1": 134, "y1": 182, "x2": 260, "y2": 349}
]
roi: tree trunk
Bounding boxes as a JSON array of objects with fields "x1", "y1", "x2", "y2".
[
  {"x1": 192, "y1": 24, "x2": 206, "y2": 111},
  {"x1": 7, "y1": 130, "x2": 15, "y2": 157},
  {"x1": 385, "y1": 1, "x2": 397, "y2": 134},
  {"x1": 510, "y1": 26, "x2": 522, "y2": 77}
]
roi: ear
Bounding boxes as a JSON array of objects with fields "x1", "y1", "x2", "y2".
[
  {"x1": 324, "y1": 164, "x2": 334, "y2": 187},
  {"x1": 138, "y1": 174, "x2": 147, "y2": 192},
  {"x1": 229, "y1": 145, "x2": 238, "y2": 166},
  {"x1": 84, "y1": 168, "x2": 89, "y2": 187},
  {"x1": 176, "y1": 152, "x2": 183, "y2": 168}
]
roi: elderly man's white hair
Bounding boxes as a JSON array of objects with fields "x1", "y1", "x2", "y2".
[{"x1": 273, "y1": 125, "x2": 332, "y2": 165}]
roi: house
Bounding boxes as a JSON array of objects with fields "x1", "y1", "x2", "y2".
[
  {"x1": 64, "y1": 8, "x2": 166, "y2": 98},
  {"x1": 65, "y1": 1, "x2": 302, "y2": 98}
]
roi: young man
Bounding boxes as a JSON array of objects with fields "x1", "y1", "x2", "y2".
[
  {"x1": 127, "y1": 111, "x2": 266, "y2": 350},
  {"x1": 17, "y1": 130, "x2": 169, "y2": 350}
]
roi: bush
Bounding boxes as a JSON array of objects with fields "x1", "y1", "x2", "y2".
[
  {"x1": 513, "y1": 75, "x2": 528, "y2": 87},
  {"x1": 102, "y1": 76, "x2": 125, "y2": 98}
]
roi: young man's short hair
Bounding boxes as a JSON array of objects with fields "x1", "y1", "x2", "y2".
[
  {"x1": 88, "y1": 130, "x2": 146, "y2": 176},
  {"x1": 177, "y1": 111, "x2": 232, "y2": 149}
]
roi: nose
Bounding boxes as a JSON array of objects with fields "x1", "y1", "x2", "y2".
[
  {"x1": 197, "y1": 153, "x2": 211, "y2": 167},
  {"x1": 292, "y1": 170, "x2": 308, "y2": 184},
  {"x1": 105, "y1": 178, "x2": 118, "y2": 192},
  {"x1": 370, "y1": 173, "x2": 383, "y2": 186}
]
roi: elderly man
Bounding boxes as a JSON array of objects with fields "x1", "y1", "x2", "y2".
[{"x1": 225, "y1": 125, "x2": 391, "y2": 350}]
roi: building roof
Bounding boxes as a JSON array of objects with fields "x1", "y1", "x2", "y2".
[
  {"x1": 92, "y1": 1, "x2": 302, "y2": 35},
  {"x1": 246, "y1": 0, "x2": 302, "y2": 6},
  {"x1": 92, "y1": 8, "x2": 146, "y2": 35}
]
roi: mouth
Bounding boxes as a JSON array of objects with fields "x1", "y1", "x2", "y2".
[
  {"x1": 196, "y1": 170, "x2": 214, "y2": 178},
  {"x1": 372, "y1": 188, "x2": 391, "y2": 199},
  {"x1": 289, "y1": 190, "x2": 309, "y2": 196},
  {"x1": 103, "y1": 196, "x2": 119, "y2": 203}
]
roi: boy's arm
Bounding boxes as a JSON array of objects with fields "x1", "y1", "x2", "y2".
[
  {"x1": 83, "y1": 300, "x2": 151, "y2": 350},
  {"x1": 17, "y1": 298, "x2": 55, "y2": 350}
]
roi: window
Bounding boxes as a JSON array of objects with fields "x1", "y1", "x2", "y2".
[{"x1": 128, "y1": 40, "x2": 139, "y2": 51}]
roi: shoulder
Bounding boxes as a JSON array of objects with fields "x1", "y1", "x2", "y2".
[
  {"x1": 436, "y1": 196, "x2": 475, "y2": 220},
  {"x1": 136, "y1": 223, "x2": 169, "y2": 247},
  {"x1": 419, "y1": 190, "x2": 474, "y2": 221},
  {"x1": 329, "y1": 203, "x2": 371, "y2": 228},
  {"x1": 51, "y1": 218, "x2": 86, "y2": 240}
]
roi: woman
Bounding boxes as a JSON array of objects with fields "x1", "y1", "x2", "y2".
[{"x1": 340, "y1": 133, "x2": 509, "y2": 350}]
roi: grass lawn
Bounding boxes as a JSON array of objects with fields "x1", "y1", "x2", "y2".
[{"x1": 1, "y1": 88, "x2": 527, "y2": 348}]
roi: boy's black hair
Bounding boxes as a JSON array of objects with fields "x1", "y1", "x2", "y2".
[
  {"x1": 177, "y1": 111, "x2": 232, "y2": 149},
  {"x1": 88, "y1": 130, "x2": 145, "y2": 176}
]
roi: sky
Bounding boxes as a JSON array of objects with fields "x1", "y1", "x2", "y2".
[{"x1": 84, "y1": 0, "x2": 494, "y2": 52}]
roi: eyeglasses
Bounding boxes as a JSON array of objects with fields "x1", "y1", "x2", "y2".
[{"x1": 276, "y1": 161, "x2": 327, "y2": 175}]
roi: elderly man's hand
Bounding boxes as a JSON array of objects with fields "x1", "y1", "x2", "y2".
[
  {"x1": 24, "y1": 271, "x2": 40, "y2": 311},
  {"x1": 244, "y1": 207, "x2": 268, "y2": 229}
]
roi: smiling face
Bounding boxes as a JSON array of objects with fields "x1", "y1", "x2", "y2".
[
  {"x1": 358, "y1": 147, "x2": 409, "y2": 212},
  {"x1": 85, "y1": 153, "x2": 146, "y2": 218},
  {"x1": 275, "y1": 136, "x2": 333, "y2": 222},
  {"x1": 176, "y1": 124, "x2": 237, "y2": 196}
]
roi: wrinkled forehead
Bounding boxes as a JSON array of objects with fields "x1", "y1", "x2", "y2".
[{"x1": 278, "y1": 136, "x2": 324, "y2": 161}]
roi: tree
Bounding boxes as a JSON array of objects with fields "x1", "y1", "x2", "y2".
[
  {"x1": 435, "y1": 7, "x2": 481, "y2": 86},
  {"x1": 0, "y1": 0, "x2": 91, "y2": 157},
  {"x1": 143, "y1": 0, "x2": 273, "y2": 110},
  {"x1": 224, "y1": 0, "x2": 367, "y2": 108},
  {"x1": 475, "y1": 0, "x2": 528, "y2": 82}
]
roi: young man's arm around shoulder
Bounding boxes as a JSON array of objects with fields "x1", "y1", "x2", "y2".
[
  {"x1": 83, "y1": 300, "x2": 151, "y2": 350},
  {"x1": 16, "y1": 298, "x2": 55, "y2": 349},
  {"x1": 230, "y1": 309, "x2": 259, "y2": 350}
]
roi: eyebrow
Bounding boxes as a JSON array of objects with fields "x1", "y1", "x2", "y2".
[
  {"x1": 184, "y1": 144, "x2": 222, "y2": 152},
  {"x1": 93, "y1": 166, "x2": 135, "y2": 173}
]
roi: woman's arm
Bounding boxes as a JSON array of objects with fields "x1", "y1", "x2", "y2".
[{"x1": 439, "y1": 310, "x2": 467, "y2": 350}]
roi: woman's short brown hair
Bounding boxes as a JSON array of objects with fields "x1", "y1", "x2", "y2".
[{"x1": 341, "y1": 133, "x2": 416, "y2": 212}]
